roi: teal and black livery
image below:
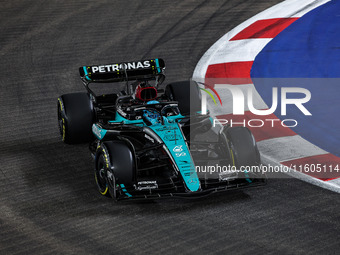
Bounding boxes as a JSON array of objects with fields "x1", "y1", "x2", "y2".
[
  {"x1": 149, "y1": 122, "x2": 200, "y2": 192},
  {"x1": 95, "y1": 103, "x2": 200, "y2": 193},
  {"x1": 58, "y1": 58, "x2": 266, "y2": 202}
]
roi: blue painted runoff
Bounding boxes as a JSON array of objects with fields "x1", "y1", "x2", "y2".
[{"x1": 251, "y1": 0, "x2": 340, "y2": 157}]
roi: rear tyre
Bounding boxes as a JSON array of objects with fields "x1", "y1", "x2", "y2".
[
  {"x1": 165, "y1": 80, "x2": 201, "y2": 115},
  {"x1": 57, "y1": 92, "x2": 94, "y2": 144}
]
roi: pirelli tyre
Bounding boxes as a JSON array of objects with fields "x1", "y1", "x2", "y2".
[
  {"x1": 220, "y1": 126, "x2": 261, "y2": 180},
  {"x1": 57, "y1": 92, "x2": 94, "y2": 144},
  {"x1": 95, "y1": 141, "x2": 136, "y2": 200},
  {"x1": 165, "y1": 80, "x2": 201, "y2": 116}
]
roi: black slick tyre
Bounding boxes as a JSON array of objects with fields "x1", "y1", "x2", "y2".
[{"x1": 57, "y1": 92, "x2": 94, "y2": 144}]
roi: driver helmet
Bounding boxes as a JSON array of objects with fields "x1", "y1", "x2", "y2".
[
  {"x1": 143, "y1": 101, "x2": 161, "y2": 125},
  {"x1": 134, "y1": 81, "x2": 157, "y2": 101}
]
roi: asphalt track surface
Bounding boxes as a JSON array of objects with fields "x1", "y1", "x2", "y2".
[{"x1": 0, "y1": 1, "x2": 339, "y2": 254}]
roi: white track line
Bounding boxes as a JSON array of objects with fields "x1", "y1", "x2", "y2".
[
  {"x1": 207, "y1": 39, "x2": 271, "y2": 64},
  {"x1": 257, "y1": 136, "x2": 327, "y2": 163}
]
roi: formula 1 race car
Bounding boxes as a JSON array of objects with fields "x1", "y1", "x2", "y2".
[{"x1": 57, "y1": 58, "x2": 266, "y2": 200}]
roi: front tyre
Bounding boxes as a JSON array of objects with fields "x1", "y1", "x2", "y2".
[
  {"x1": 226, "y1": 127, "x2": 261, "y2": 168},
  {"x1": 220, "y1": 126, "x2": 261, "y2": 181},
  {"x1": 94, "y1": 141, "x2": 136, "y2": 200}
]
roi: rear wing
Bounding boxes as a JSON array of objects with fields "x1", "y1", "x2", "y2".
[{"x1": 79, "y1": 58, "x2": 165, "y2": 83}]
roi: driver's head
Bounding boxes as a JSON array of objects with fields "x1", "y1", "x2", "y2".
[
  {"x1": 134, "y1": 81, "x2": 157, "y2": 101},
  {"x1": 143, "y1": 106, "x2": 161, "y2": 125}
]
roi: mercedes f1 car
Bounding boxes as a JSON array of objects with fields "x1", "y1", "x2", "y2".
[{"x1": 57, "y1": 58, "x2": 265, "y2": 201}]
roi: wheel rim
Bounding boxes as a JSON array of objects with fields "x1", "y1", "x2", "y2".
[
  {"x1": 95, "y1": 155, "x2": 109, "y2": 195},
  {"x1": 106, "y1": 169, "x2": 117, "y2": 199}
]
